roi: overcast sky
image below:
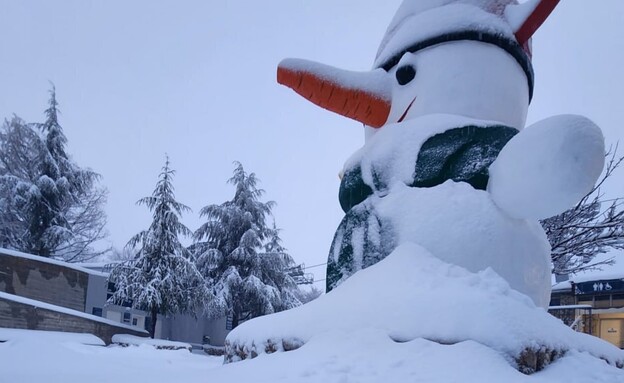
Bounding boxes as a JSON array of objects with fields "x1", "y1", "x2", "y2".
[{"x1": 1, "y1": 1, "x2": 623, "y2": 286}]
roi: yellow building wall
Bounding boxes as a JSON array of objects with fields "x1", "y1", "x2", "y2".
[{"x1": 588, "y1": 313, "x2": 624, "y2": 349}]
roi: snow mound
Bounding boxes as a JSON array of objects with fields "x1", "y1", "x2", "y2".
[
  {"x1": 0, "y1": 328, "x2": 105, "y2": 346},
  {"x1": 219, "y1": 331, "x2": 624, "y2": 383},
  {"x1": 226, "y1": 244, "x2": 623, "y2": 373}
]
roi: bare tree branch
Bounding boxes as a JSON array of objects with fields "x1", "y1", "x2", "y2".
[{"x1": 542, "y1": 146, "x2": 624, "y2": 275}]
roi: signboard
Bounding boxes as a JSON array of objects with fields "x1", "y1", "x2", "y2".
[{"x1": 575, "y1": 279, "x2": 624, "y2": 295}]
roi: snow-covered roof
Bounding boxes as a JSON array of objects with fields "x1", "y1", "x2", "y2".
[
  {"x1": 0, "y1": 291, "x2": 147, "y2": 334},
  {"x1": 548, "y1": 305, "x2": 592, "y2": 310},
  {"x1": 0, "y1": 247, "x2": 108, "y2": 278},
  {"x1": 74, "y1": 261, "x2": 113, "y2": 269},
  {"x1": 551, "y1": 280, "x2": 573, "y2": 292}
]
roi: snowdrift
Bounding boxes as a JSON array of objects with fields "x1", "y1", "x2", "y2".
[{"x1": 225, "y1": 244, "x2": 624, "y2": 376}]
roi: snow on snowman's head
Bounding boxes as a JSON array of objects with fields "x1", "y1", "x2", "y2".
[{"x1": 277, "y1": 0, "x2": 559, "y2": 132}]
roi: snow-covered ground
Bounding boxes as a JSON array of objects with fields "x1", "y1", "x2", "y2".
[
  {"x1": 2, "y1": 246, "x2": 623, "y2": 383},
  {"x1": 0, "y1": 336, "x2": 222, "y2": 383},
  {"x1": 1, "y1": 326, "x2": 623, "y2": 383}
]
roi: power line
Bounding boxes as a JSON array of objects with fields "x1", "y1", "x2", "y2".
[{"x1": 305, "y1": 262, "x2": 327, "y2": 269}]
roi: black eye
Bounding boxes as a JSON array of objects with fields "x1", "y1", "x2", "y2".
[{"x1": 396, "y1": 65, "x2": 416, "y2": 85}]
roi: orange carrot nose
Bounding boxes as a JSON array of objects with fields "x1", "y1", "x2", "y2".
[{"x1": 277, "y1": 59, "x2": 392, "y2": 128}]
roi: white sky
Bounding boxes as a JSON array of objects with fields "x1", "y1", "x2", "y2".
[{"x1": 0, "y1": 1, "x2": 623, "y2": 286}]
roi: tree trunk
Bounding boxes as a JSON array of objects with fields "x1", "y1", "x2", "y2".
[
  {"x1": 149, "y1": 306, "x2": 158, "y2": 338},
  {"x1": 232, "y1": 312, "x2": 239, "y2": 329}
]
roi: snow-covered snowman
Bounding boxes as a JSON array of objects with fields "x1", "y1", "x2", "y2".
[{"x1": 278, "y1": 0, "x2": 604, "y2": 308}]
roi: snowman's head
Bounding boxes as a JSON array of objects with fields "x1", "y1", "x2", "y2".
[{"x1": 278, "y1": 0, "x2": 559, "y2": 138}]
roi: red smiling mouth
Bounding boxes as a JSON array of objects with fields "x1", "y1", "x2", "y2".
[{"x1": 397, "y1": 97, "x2": 417, "y2": 123}]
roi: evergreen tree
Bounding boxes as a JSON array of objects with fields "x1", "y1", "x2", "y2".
[
  {"x1": 0, "y1": 87, "x2": 108, "y2": 261},
  {"x1": 194, "y1": 162, "x2": 301, "y2": 328},
  {"x1": 0, "y1": 116, "x2": 41, "y2": 250},
  {"x1": 109, "y1": 157, "x2": 213, "y2": 338}
]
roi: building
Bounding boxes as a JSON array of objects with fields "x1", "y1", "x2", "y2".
[
  {"x1": 550, "y1": 275, "x2": 624, "y2": 349},
  {"x1": 0, "y1": 248, "x2": 146, "y2": 343},
  {"x1": 0, "y1": 248, "x2": 230, "y2": 346}
]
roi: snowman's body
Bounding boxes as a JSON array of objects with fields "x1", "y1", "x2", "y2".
[{"x1": 330, "y1": 115, "x2": 552, "y2": 307}]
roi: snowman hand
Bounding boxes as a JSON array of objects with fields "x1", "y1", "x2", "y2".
[{"x1": 487, "y1": 115, "x2": 605, "y2": 220}]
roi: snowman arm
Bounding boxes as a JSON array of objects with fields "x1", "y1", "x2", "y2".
[{"x1": 487, "y1": 115, "x2": 605, "y2": 220}]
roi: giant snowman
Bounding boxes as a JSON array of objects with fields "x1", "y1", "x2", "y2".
[
  {"x1": 224, "y1": 0, "x2": 623, "y2": 374},
  {"x1": 277, "y1": 0, "x2": 603, "y2": 309}
]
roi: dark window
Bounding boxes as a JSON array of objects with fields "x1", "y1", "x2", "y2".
[
  {"x1": 91, "y1": 307, "x2": 103, "y2": 317},
  {"x1": 132, "y1": 318, "x2": 138, "y2": 326},
  {"x1": 123, "y1": 312, "x2": 131, "y2": 323},
  {"x1": 226, "y1": 315, "x2": 233, "y2": 330}
]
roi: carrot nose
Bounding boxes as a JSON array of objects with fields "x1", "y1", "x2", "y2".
[{"x1": 277, "y1": 59, "x2": 392, "y2": 128}]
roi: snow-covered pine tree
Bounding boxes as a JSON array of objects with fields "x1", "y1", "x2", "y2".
[
  {"x1": 0, "y1": 87, "x2": 108, "y2": 261},
  {"x1": 194, "y1": 162, "x2": 301, "y2": 328},
  {"x1": 109, "y1": 157, "x2": 213, "y2": 338},
  {"x1": 0, "y1": 116, "x2": 41, "y2": 250}
]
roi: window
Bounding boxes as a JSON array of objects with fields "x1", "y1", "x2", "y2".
[
  {"x1": 123, "y1": 312, "x2": 131, "y2": 324},
  {"x1": 91, "y1": 307, "x2": 103, "y2": 317},
  {"x1": 594, "y1": 294, "x2": 611, "y2": 309},
  {"x1": 107, "y1": 282, "x2": 116, "y2": 301},
  {"x1": 226, "y1": 315, "x2": 233, "y2": 330},
  {"x1": 132, "y1": 318, "x2": 138, "y2": 326}
]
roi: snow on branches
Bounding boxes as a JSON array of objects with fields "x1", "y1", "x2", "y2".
[
  {"x1": 0, "y1": 87, "x2": 108, "y2": 261},
  {"x1": 542, "y1": 148, "x2": 624, "y2": 275},
  {"x1": 109, "y1": 157, "x2": 215, "y2": 338},
  {"x1": 193, "y1": 162, "x2": 301, "y2": 328}
]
